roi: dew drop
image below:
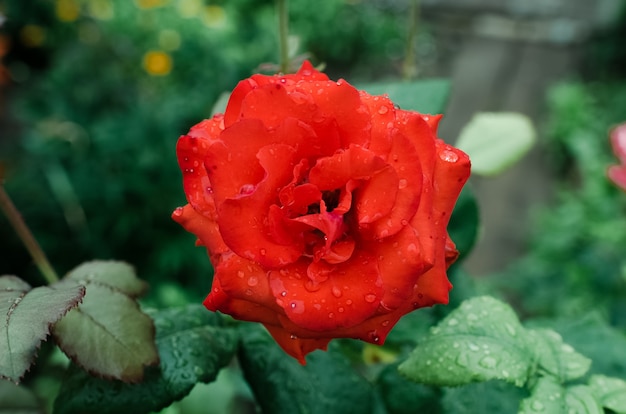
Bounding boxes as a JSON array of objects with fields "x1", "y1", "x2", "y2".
[
  {"x1": 237, "y1": 270, "x2": 245, "y2": 278},
  {"x1": 398, "y1": 178, "x2": 408, "y2": 189},
  {"x1": 479, "y1": 356, "x2": 497, "y2": 369},
  {"x1": 173, "y1": 207, "x2": 184, "y2": 217},
  {"x1": 331, "y1": 286, "x2": 342, "y2": 298},
  {"x1": 501, "y1": 370, "x2": 510, "y2": 378},
  {"x1": 346, "y1": 299, "x2": 353, "y2": 305},
  {"x1": 247, "y1": 276, "x2": 258, "y2": 286},
  {"x1": 440, "y1": 150, "x2": 459, "y2": 163},
  {"x1": 290, "y1": 334, "x2": 297, "y2": 339},
  {"x1": 447, "y1": 317, "x2": 459, "y2": 326},
  {"x1": 205, "y1": 186, "x2": 213, "y2": 194},
  {"x1": 382, "y1": 320, "x2": 390, "y2": 327},
  {"x1": 378, "y1": 106, "x2": 389, "y2": 115},
  {"x1": 281, "y1": 291, "x2": 287, "y2": 297},
  {"x1": 468, "y1": 343, "x2": 480, "y2": 352},
  {"x1": 531, "y1": 401, "x2": 545, "y2": 412},
  {"x1": 505, "y1": 323, "x2": 517, "y2": 336},
  {"x1": 328, "y1": 312, "x2": 335, "y2": 319},
  {"x1": 239, "y1": 183, "x2": 255, "y2": 195},
  {"x1": 364, "y1": 294, "x2": 377, "y2": 303},
  {"x1": 338, "y1": 307, "x2": 345, "y2": 313},
  {"x1": 260, "y1": 248, "x2": 267, "y2": 256},
  {"x1": 245, "y1": 289, "x2": 253, "y2": 296}
]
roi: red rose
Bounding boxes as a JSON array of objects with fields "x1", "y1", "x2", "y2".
[{"x1": 173, "y1": 61, "x2": 470, "y2": 363}]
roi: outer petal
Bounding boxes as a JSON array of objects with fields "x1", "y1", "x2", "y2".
[
  {"x1": 264, "y1": 325, "x2": 330, "y2": 365},
  {"x1": 610, "y1": 123, "x2": 626, "y2": 164},
  {"x1": 268, "y1": 251, "x2": 383, "y2": 332},
  {"x1": 608, "y1": 165, "x2": 626, "y2": 191},
  {"x1": 172, "y1": 204, "x2": 228, "y2": 262}
]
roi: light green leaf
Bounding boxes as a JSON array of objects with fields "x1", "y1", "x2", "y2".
[
  {"x1": 238, "y1": 324, "x2": 374, "y2": 414},
  {"x1": 52, "y1": 283, "x2": 158, "y2": 382},
  {"x1": 519, "y1": 378, "x2": 603, "y2": 414},
  {"x1": 398, "y1": 296, "x2": 533, "y2": 387},
  {"x1": 0, "y1": 380, "x2": 43, "y2": 414},
  {"x1": 529, "y1": 328, "x2": 591, "y2": 382},
  {"x1": 589, "y1": 375, "x2": 626, "y2": 413},
  {"x1": 53, "y1": 305, "x2": 238, "y2": 414},
  {"x1": 210, "y1": 91, "x2": 230, "y2": 116},
  {"x1": 0, "y1": 276, "x2": 85, "y2": 383},
  {"x1": 455, "y1": 112, "x2": 536, "y2": 176},
  {"x1": 64, "y1": 261, "x2": 147, "y2": 298},
  {"x1": 518, "y1": 377, "x2": 566, "y2": 414},
  {"x1": 359, "y1": 79, "x2": 451, "y2": 114}
]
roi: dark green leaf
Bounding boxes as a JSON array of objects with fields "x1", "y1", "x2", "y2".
[
  {"x1": 359, "y1": 79, "x2": 451, "y2": 114},
  {"x1": 0, "y1": 381, "x2": 43, "y2": 414},
  {"x1": 52, "y1": 283, "x2": 158, "y2": 382},
  {"x1": 64, "y1": 261, "x2": 148, "y2": 298},
  {"x1": 441, "y1": 380, "x2": 527, "y2": 414},
  {"x1": 0, "y1": 276, "x2": 84, "y2": 383},
  {"x1": 398, "y1": 296, "x2": 533, "y2": 387},
  {"x1": 589, "y1": 375, "x2": 626, "y2": 414},
  {"x1": 529, "y1": 328, "x2": 591, "y2": 382},
  {"x1": 238, "y1": 324, "x2": 374, "y2": 414},
  {"x1": 53, "y1": 305, "x2": 238, "y2": 414},
  {"x1": 447, "y1": 185, "x2": 479, "y2": 262},
  {"x1": 377, "y1": 363, "x2": 442, "y2": 414}
]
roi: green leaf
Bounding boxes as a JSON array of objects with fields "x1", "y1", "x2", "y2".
[
  {"x1": 518, "y1": 377, "x2": 566, "y2": 414},
  {"x1": 359, "y1": 79, "x2": 451, "y2": 114},
  {"x1": 238, "y1": 324, "x2": 374, "y2": 414},
  {"x1": 376, "y1": 363, "x2": 442, "y2": 414},
  {"x1": 519, "y1": 377, "x2": 604, "y2": 414},
  {"x1": 529, "y1": 328, "x2": 591, "y2": 382},
  {"x1": 398, "y1": 296, "x2": 533, "y2": 387},
  {"x1": 455, "y1": 112, "x2": 536, "y2": 176},
  {"x1": 0, "y1": 276, "x2": 85, "y2": 383},
  {"x1": 441, "y1": 380, "x2": 527, "y2": 414},
  {"x1": 51, "y1": 262, "x2": 159, "y2": 383},
  {"x1": 589, "y1": 375, "x2": 626, "y2": 414},
  {"x1": 64, "y1": 261, "x2": 148, "y2": 298},
  {"x1": 0, "y1": 381, "x2": 42, "y2": 414},
  {"x1": 447, "y1": 185, "x2": 479, "y2": 262},
  {"x1": 53, "y1": 305, "x2": 238, "y2": 414}
]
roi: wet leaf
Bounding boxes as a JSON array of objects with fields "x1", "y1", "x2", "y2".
[
  {"x1": 54, "y1": 305, "x2": 238, "y2": 414},
  {"x1": 0, "y1": 381, "x2": 43, "y2": 413},
  {"x1": 64, "y1": 261, "x2": 148, "y2": 298},
  {"x1": 359, "y1": 79, "x2": 451, "y2": 114},
  {"x1": 519, "y1": 377, "x2": 603, "y2": 414},
  {"x1": 589, "y1": 375, "x2": 626, "y2": 414},
  {"x1": 441, "y1": 380, "x2": 527, "y2": 414},
  {"x1": 238, "y1": 324, "x2": 374, "y2": 414},
  {"x1": 0, "y1": 276, "x2": 84, "y2": 383},
  {"x1": 52, "y1": 283, "x2": 157, "y2": 382},
  {"x1": 398, "y1": 296, "x2": 533, "y2": 387},
  {"x1": 455, "y1": 112, "x2": 536, "y2": 176},
  {"x1": 529, "y1": 328, "x2": 591, "y2": 382}
]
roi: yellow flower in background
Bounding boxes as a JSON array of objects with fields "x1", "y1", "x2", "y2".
[
  {"x1": 176, "y1": 0, "x2": 202, "y2": 18},
  {"x1": 56, "y1": 0, "x2": 80, "y2": 22},
  {"x1": 134, "y1": 0, "x2": 169, "y2": 9},
  {"x1": 202, "y1": 5, "x2": 226, "y2": 28},
  {"x1": 20, "y1": 25, "x2": 46, "y2": 47},
  {"x1": 142, "y1": 50, "x2": 172, "y2": 76}
]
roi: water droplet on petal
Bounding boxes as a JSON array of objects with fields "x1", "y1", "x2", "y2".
[
  {"x1": 332, "y1": 286, "x2": 342, "y2": 298},
  {"x1": 247, "y1": 276, "x2": 258, "y2": 286},
  {"x1": 237, "y1": 270, "x2": 245, "y2": 278},
  {"x1": 328, "y1": 312, "x2": 335, "y2": 319},
  {"x1": 239, "y1": 183, "x2": 255, "y2": 195},
  {"x1": 364, "y1": 294, "x2": 377, "y2": 303},
  {"x1": 398, "y1": 178, "x2": 408, "y2": 189},
  {"x1": 440, "y1": 150, "x2": 459, "y2": 163},
  {"x1": 378, "y1": 105, "x2": 388, "y2": 115},
  {"x1": 173, "y1": 207, "x2": 184, "y2": 216}
]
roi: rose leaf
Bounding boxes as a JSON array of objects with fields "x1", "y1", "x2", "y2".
[
  {"x1": 0, "y1": 275, "x2": 85, "y2": 383},
  {"x1": 53, "y1": 305, "x2": 238, "y2": 414},
  {"x1": 441, "y1": 380, "x2": 528, "y2": 414},
  {"x1": 64, "y1": 260, "x2": 148, "y2": 298},
  {"x1": 52, "y1": 282, "x2": 158, "y2": 382},
  {"x1": 588, "y1": 375, "x2": 626, "y2": 414},
  {"x1": 238, "y1": 324, "x2": 374, "y2": 414},
  {"x1": 519, "y1": 377, "x2": 603, "y2": 414},
  {"x1": 455, "y1": 112, "x2": 536, "y2": 176},
  {"x1": 0, "y1": 380, "x2": 42, "y2": 414},
  {"x1": 398, "y1": 296, "x2": 533, "y2": 387},
  {"x1": 528, "y1": 328, "x2": 591, "y2": 383},
  {"x1": 376, "y1": 363, "x2": 442, "y2": 414},
  {"x1": 359, "y1": 79, "x2": 451, "y2": 114}
]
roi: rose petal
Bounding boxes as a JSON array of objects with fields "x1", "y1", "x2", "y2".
[
  {"x1": 172, "y1": 204, "x2": 228, "y2": 262},
  {"x1": 264, "y1": 325, "x2": 330, "y2": 365},
  {"x1": 610, "y1": 123, "x2": 626, "y2": 164},
  {"x1": 354, "y1": 164, "x2": 398, "y2": 225},
  {"x1": 608, "y1": 164, "x2": 626, "y2": 191},
  {"x1": 268, "y1": 252, "x2": 383, "y2": 332}
]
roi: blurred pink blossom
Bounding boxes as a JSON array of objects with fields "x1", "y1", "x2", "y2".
[{"x1": 608, "y1": 123, "x2": 626, "y2": 191}]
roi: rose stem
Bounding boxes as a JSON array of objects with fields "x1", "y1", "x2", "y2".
[
  {"x1": 0, "y1": 175, "x2": 59, "y2": 284},
  {"x1": 402, "y1": 0, "x2": 420, "y2": 80},
  {"x1": 276, "y1": 0, "x2": 290, "y2": 74}
]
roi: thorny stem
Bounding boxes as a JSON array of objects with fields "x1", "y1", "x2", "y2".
[
  {"x1": 402, "y1": 0, "x2": 420, "y2": 80},
  {"x1": 0, "y1": 175, "x2": 59, "y2": 284},
  {"x1": 277, "y1": 0, "x2": 290, "y2": 74}
]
